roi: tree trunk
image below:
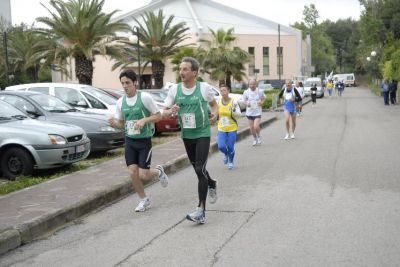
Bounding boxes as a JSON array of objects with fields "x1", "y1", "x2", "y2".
[
  {"x1": 75, "y1": 55, "x2": 93, "y2": 85},
  {"x1": 152, "y1": 60, "x2": 165, "y2": 89},
  {"x1": 225, "y1": 73, "x2": 232, "y2": 91}
]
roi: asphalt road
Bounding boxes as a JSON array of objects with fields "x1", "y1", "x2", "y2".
[{"x1": 2, "y1": 86, "x2": 400, "y2": 267}]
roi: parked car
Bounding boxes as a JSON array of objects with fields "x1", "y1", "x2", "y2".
[
  {"x1": 210, "y1": 86, "x2": 246, "y2": 112},
  {"x1": 257, "y1": 80, "x2": 274, "y2": 93},
  {"x1": 5, "y1": 83, "x2": 117, "y2": 115},
  {"x1": 0, "y1": 91, "x2": 124, "y2": 152},
  {"x1": 0, "y1": 100, "x2": 90, "y2": 180},
  {"x1": 142, "y1": 89, "x2": 180, "y2": 135},
  {"x1": 303, "y1": 77, "x2": 324, "y2": 98},
  {"x1": 99, "y1": 88, "x2": 180, "y2": 135}
]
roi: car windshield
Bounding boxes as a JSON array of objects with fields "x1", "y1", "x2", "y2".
[
  {"x1": 30, "y1": 94, "x2": 73, "y2": 112},
  {"x1": 0, "y1": 100, "x2": 28, "y2": 118},
  {"x1": 304, "y1": 80, "x2": 321, "y2": 87},
  {"x1": 82, "y1": 86, "x2": 117, "y2": 105}
]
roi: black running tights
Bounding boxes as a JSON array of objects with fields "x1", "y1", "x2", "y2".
[{"x1": 183, "y1": 137, "x2": 216, "y2": 209}]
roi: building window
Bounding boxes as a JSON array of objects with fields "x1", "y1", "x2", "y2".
[
  {"x1": 263, "y1": 47, "x2": 269, "y2": 76},
  {"x1": 277, "y1": 46, "x2": 283, "y2": 75},
  {"x1": 248, "y1": 47, "x2": 255, "y2": 76}
]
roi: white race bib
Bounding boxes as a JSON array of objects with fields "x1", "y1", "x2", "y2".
[
  {"x1": 126, "y1": 120, "x2": 140, "y2": 135},
  {"x1": 312, "y1": 90, "x2": 316, "y2": 95},
  {"x1": 181, "y1": 113, "x2": 196, "y2": 128},
  {"x1": 250, "y1": 101, "x2": 258, "y2": 109},
  {"x1": 220, "y1": 116, "x2": 230, "y2": 127}
]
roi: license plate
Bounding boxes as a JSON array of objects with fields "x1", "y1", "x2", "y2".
[{"x1": 76, "y1": 145, "x2": 85, "y2": 153}]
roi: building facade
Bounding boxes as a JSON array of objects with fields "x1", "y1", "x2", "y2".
[{"x1": 54, "y1": 0, "x2": 312, "y2": 89}]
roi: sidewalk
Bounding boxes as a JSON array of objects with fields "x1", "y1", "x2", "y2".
[{"x1": 0, "y1": 112, "x2": 277, "y2": 255}]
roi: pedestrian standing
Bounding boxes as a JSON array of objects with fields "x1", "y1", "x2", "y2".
[
  {"x1": 242, "y1": 79, "x2": 266, "y2": 146},
  {"x1": 109, "y1": 70, "x2": 169, "y2": 212},
  {"x1": 279, "y1": 80, "x2": 302, "y2": 140},
  {"x1": 217, "y1": 85, "x2": 242, "y2": 170},
  {"x1": 163, "y1": 57, "x2": 218, "y2": 224},
  {"x1": 310, "y1": 83, "x2": 317, "y2": 106},
  {"x1": 389, "y1": 80, "x2": 397, "y2": 105},
  {"x1": 381, "y1": 80, "x2": 390, "y2": 105}
]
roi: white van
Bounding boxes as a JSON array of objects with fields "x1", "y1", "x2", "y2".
[
  {"x1": 5, "y1": 83, "x2": 116, "y2": 115},
  {"x1": 333, "y1": 73, "x2": 356, "y2": 87},
  {"x1": 303, "y1": 77, "x2": 324, "y2": 98}
]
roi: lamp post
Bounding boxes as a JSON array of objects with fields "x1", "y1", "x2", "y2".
[
  {"x1": 2, "y1": 31, "x2": 10, "y2": 85},
  {"x1": 129, "y1": 26, "x2": 141, "y2": 89},
  {"x1": 369, "y1": 50, "x2": 377, "y2": 85}
]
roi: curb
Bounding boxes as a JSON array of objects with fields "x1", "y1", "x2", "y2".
[{"x1": 0, "y1": 116, "x2": 277, "y2": 255}]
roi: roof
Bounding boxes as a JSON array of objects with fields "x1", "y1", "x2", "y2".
[{"x1": 112, "y1": 0, "x2": 301, "y2": 36}]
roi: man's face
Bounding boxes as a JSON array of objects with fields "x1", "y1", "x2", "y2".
[
  {"x1": 179, "y1": 62, "x2": 197, "y2": 83},
  {"x1": 249, "y1": 80, "x2": 257, "y2": 90},
  {"x1": 286, "y1": 81, "x2": 293, "y2": 88},
  {"x1": 120, "y1": 76, "x2": 136, "y2": 95}
]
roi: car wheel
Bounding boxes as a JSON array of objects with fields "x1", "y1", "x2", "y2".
[{"x1": 0, "y1": 147, "x2": 34, "y2": 180}]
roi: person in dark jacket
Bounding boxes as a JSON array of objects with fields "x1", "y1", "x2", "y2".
[
  {"x1": 310, "y1": 83, "x2": 318, "y2": 106},
  {"x1": 389, "y1": 80, "x2": 397, "y2": 105}
]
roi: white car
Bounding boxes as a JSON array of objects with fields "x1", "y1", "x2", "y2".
[
  {"x1": 5, "y1": 83, "x2": 117, "y2": 115},
  {"x1": 303, "y1": 77, "x2": 324, "y2": 98},
  {"x1": 210, "y1": 86, "x2": 245, "y2": 111}
]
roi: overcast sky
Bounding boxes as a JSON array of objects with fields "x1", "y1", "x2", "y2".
[{"x1": 10, "y1": 0, "x2": 362, "y2": 27}]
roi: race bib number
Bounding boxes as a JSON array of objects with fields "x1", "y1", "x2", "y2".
[
  {"x1": 250, "y1": 101, "x2": 258, "y2": 109},
  {"x1": 126, "y1": 120, "x2": 140, "y2": 135},
  {"x1": 285, "y1": 93, "x2": 292, "y2": 100},
  {"x1": 181, "y1": 113, "x2": 196, "y2": 128},
  {"x1": 220, "y1": 117, "x2": 230, "y2": 127},
  {"x1": 312, "y1": 91, "x2": 316, "y2": 95}
]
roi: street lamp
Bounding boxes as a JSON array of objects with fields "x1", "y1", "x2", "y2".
[
  {"x1": 2, "y1": 31, "x2": 10, "y2": 85},
  {"x1": 129, "y1": 26, "x2": 141, "y2": 89}
]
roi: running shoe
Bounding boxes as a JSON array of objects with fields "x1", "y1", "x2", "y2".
[
  {"x1": 135, "y1": 198, "x2": 151, "y2": 212},
  {"x1": 228, "y1": 162, "x2": 235, "y2": 170},
  {"x1": 156, "y1": 165, "x2": 169, "y2": 188},
  {"x1": 290, "y1": 133, "x2": 295, "y2": 139},
  {"x1": 208, "y1": 183, "x2": 218, "y2": 204},
  {"x1": 256, "y1": 137, "x2": 262, "y2": 145},
  {"x1": 284, "y1": 133, "x2": 290, "y2": 140},
  {"x1": 186, "y1": 207, "x2": 205, "y2": 224},
  {"x1": 252, "y1": 139, "x2": 257, "y2": 146},
  {"x1": 223, "y1": 154, "x2": 228, "y2": 165}
]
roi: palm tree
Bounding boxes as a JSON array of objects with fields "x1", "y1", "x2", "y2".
[
  {"x1": 114, "y1": 10, "x2": 190, "y2": 88},
  {"x1": 199, "y1": 28, "x2": 249, "y2": 89},
  {"x1": 35, "y1": 0, "x2": 130, "y2": 85}
]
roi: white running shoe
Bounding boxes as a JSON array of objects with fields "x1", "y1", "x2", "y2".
[
  {"x1": 228, "y1": 162, "x2": 235, "y2": 170},
  {"x1": 290, "y1": 133, "x2": 295, "y2": 139},
  {"x1": 156, "y1": 165, "x2": 169, "y2": 188},
  {"x1": 256, "y1": 137, "x2": 261, "y2": 145},
  {"x1": 186, "y1": 207, "x2": 205, "y2": 224},
  {"x1": 252, "y1": 139, "x2": 257, "y2": 146},
  {"x1": 284, "y1": 133, "x2": 290, "y2": 140},
  {"x1": 135, "y1": 198, "x2": 151, "y2": 212}
]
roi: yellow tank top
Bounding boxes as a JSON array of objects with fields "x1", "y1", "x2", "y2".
[{"x1": 218, "y1": 98, "x2": 238, "y2": 132}]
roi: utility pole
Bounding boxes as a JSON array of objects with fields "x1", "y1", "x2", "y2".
[{"x1": 2, "y1": 31, "x2": 10, "y2": 85}]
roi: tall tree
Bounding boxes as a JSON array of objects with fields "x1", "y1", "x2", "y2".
[
  {"x1": 198, "y1": 28, "x2": 249, "y2": 88},
  {"x1": 292, "y1": 4, "x2": 335, "y2": 75},
  {"x1": 114, "y1": 10, "x2": 190, "y2": 89},
  {"x1": 35, "y1": 0, "x2": 130, "y2": 85}
]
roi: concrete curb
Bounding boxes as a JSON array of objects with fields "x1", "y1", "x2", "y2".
[{"x1": 0, "y1": 116, "x2": 277, "y2": 255}]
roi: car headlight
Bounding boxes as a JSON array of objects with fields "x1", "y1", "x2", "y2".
[
  {"x1": 100, "y1": 126, "x2": 117, "y2": 132},
  {"x1": 48, "y1": 134, "x2": 67, "y2": 145}
]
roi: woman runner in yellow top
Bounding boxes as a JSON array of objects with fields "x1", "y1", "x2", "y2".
[{"x1": 217, "y1": 85, "x2": 242, "y2": 169}]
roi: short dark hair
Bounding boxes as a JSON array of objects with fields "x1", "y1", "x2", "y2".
[
  {"x1": 119, "y1": 69, "x2": 137, "y2": 82},
  {"x1": 181, "y1": 57, "x2": 199, "y2": 72}
]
